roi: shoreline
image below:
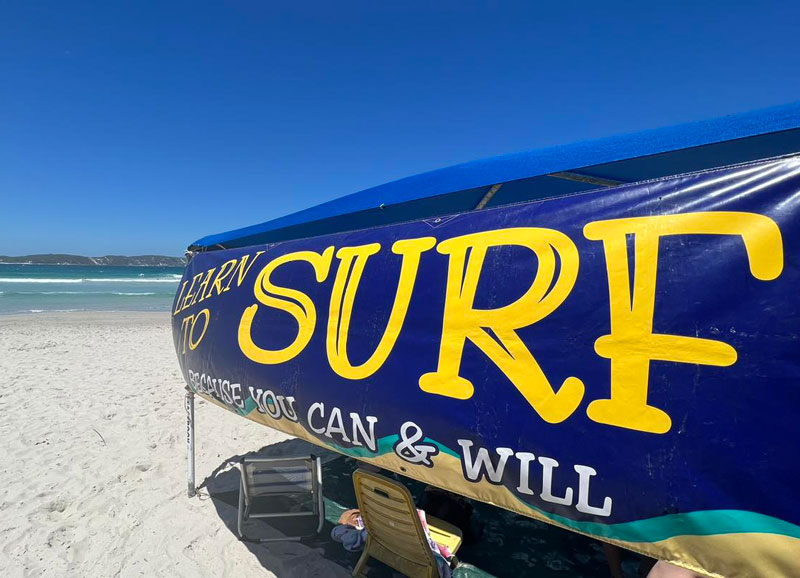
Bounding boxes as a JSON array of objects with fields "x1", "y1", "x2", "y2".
[
  {"x1": 0, "y1": 263, "x2": 183, "y2": 266},
  {"x1": 0, "y1": 309, "x2": 172, "y2": 324}
]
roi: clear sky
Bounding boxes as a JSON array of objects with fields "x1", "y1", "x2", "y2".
[{"x1": 2, "y1": 1, "x2": 799, "y2": 256}]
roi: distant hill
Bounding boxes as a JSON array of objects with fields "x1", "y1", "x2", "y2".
[{"x1": 0, "y1": 254, "x2": 186, "y2": 267}]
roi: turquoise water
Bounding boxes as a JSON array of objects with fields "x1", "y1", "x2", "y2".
[{"x1": 0, "y1": 264, "x2": 183, "y2": 315}]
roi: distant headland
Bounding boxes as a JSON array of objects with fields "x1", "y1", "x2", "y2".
[{"x1": 0, "y1": 254, "x2": 186, "y2": 267}]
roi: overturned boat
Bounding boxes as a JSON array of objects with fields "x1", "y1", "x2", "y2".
[{"x1": 173, "y1": 102, "x2": 800, "y2": 578}]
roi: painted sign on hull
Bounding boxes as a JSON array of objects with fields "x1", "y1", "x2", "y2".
[{"x1": 173, "y1": 156, "x2": 800, "y2": 578}]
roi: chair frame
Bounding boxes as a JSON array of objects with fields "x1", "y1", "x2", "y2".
[
  {"x1": 352, "y1": 468, "x2": 459, "y2": 578},
  {"x1": 237, "y1": 455, "x2": 325, "y2": 543}
]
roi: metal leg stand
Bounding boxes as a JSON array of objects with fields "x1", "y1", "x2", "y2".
[{"x1": 186, "y1": 388, "x2": 196, "y2": 497}]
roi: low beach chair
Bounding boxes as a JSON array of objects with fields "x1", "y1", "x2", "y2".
[
  {"x1": 237, "y1": 455, "x2": 324, "y2": 542},
  {"x1": 352, "y1": 469, "x2": 462, "y2": 578}
]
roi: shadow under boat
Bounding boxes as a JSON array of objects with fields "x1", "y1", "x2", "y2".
[{"x1": 199, "y1": 438, "x2": 624, "y2": 578}]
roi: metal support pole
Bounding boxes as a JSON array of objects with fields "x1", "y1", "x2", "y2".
[
  {"x1": 548, "y1": 171, "x2": 625, "y2": 188},
  {"x1": 474, "y1": 183, "x2": 503, "y2": 210},
  {"x1": 185, "y1": 388, "x2": 196, "y2": 497}
]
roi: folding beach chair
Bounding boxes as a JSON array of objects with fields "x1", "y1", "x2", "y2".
[
  {"x1": 237, "y1": 455, "x2": 324, "y2": 542},
  {"x1": 352, "y1": 469, "x2": 462, "y2": 578}
]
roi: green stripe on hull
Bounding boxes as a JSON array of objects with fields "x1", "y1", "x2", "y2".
[{"x1": 315, "y1": 433, "x2": 800, "y2": 543}]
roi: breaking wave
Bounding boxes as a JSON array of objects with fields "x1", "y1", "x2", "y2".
[
  {"x1": 1, "y1": 291, "x2": 159, "y2": 296},
  {"x1": 0, "y1": 276, "x2": 181, "y2": 283}
]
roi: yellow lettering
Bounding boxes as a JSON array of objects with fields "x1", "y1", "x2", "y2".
[
  {"x1": 179, "y1": 314, "x2": 192, "y2": 354},
  {"x1": 208, "y1": 258, "x2": 238, "y2": 298},
  {"x1": 583, "y1": 212, "x2": 783, "y2": 434},
  {"x1": 180, "y1": 273, "x2": 203, "y2": 311},
  {"x1": 224, "y1": 251, "x2": 265, "y2": 292},
  {"x1": 238, "y1": 247, "x2": 334, "y2": 364},
  {"x1": 419, "y1": 228, "x2": 583, "y2": 423},
  {"x1": 191, "y1": 268, "x2": 216, "y2": 306},
  {"x1": 189, "y1": 309, "x2": 210, "y2": 350},
  {"x1": 173, "y1": 280, "x2": 188, "y2": 316},
  {"x1": 327, "y1": 238, "x2": 436, "y2": 379}
]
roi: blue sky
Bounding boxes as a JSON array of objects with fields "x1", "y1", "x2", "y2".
[{"x1": 2, "y1": 1, "x2": 799, "y2": 256}]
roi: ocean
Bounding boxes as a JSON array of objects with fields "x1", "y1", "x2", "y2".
[{"x1": 0, "y1": 264, "x2": 183, "y2": 315}]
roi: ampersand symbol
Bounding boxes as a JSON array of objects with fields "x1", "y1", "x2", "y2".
[{"x1": 393, "y1": 421, "x2": 439, "y2": 467}]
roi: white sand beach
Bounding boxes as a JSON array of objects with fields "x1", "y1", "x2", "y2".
[{"x1": 0, "y1": 312, "x2": 351, "y2": 578}]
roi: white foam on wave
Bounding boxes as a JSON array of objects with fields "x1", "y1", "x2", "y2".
[
  {"x1": 18, "y1": 291, "x2": 86, "y2": 295},
  {"x1": 83, "y1": 277, "x2": 181, "y2": 283},
  {"x1": 0, "y1": 277, "x2": 181, "y2": 284},
  {"x1": 0, "y1": 278, "x2": 84, "y2": 283},
  {"x1": 6, "y1": 291, "x2": 160, "y2": 296}
]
